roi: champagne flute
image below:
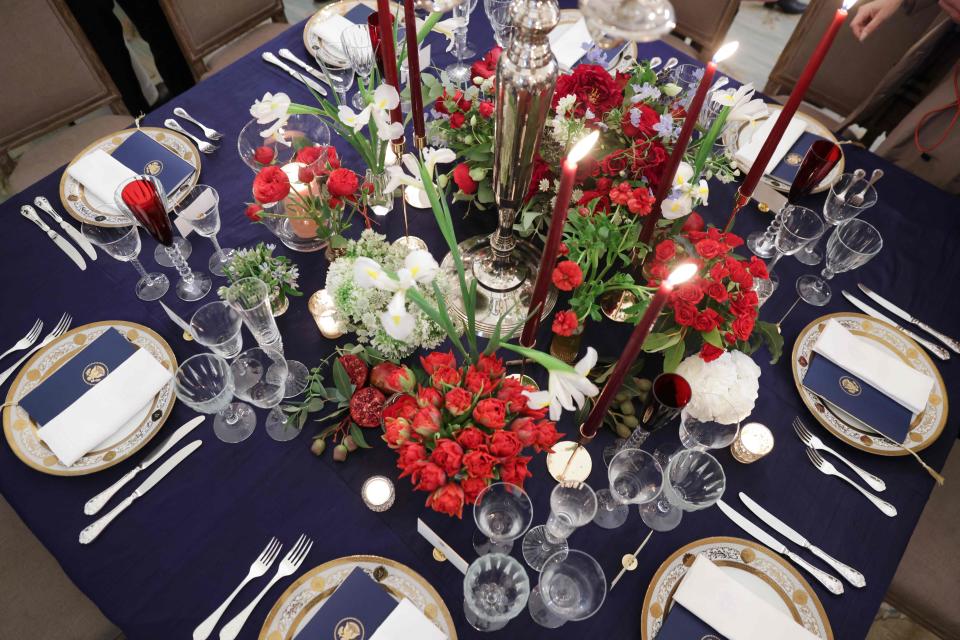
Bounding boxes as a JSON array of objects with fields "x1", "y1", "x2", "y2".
[{"x1": 446, "y1": 0, "x2": 480, "y2": 84}]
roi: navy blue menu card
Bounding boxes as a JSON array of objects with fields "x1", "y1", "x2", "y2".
[
  {"x1": 344, "y1": 3, "x2": 374, "y2": 21},
  {"x1": 657, "y1": 603, "x2": 727, "y2": 639},
  {"x1": 770, "y1": 131, "x2": 829, "y2": 186},
  {"x1": 296, "y1": 567, "x2": 398, "y2": 640},
  {"x1": 801, "y1": 354, "x2": 913, "y2": 443},
  {"x1": 110, "y1": 130, "x2": 195, "y2": 196}
]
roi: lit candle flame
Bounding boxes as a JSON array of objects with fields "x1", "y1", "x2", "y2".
[
  {"x1": 666, "y1": 262, "x2": 698, "y2": 286},
  {"x1": 842, "y1": 0, "x2": 858, "y2": 9},
  {"x1": 712, "y1": 41, "x2": 739, "y2": 64},
  {"x1": 567, "y1": 130, "x2": 601, "y2": 164}
]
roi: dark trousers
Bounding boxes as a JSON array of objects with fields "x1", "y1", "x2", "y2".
[{"x1": 66, "y1": 0, "x2": 195, "y2": 115}]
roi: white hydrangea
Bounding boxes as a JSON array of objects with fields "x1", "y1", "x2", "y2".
[{"x1": 675, "y1": 350, "x2": 761, "y2": 424}]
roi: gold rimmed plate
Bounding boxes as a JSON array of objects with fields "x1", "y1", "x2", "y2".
[
  {"x1": 792, "y1": 312, "x2": 947, "y2": 455},
  {"x1": 59, "y1": 126, "x2": 201, "y2": 227},
  {"x1": 259, "y1": 555, "x2": 456, "y2": 640},
  {"x1": 641, "y1": 536, "x2": 833, "y2": 639},
  {"x1": 2, "y1": 321, "x2": 176, "y2": 475}
]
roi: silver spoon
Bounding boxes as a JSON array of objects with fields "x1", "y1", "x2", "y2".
[
  {"x1": 850, "y1": 168, "x2": 883, "y2": 206},
  {"x1": 709, "y1": 76, "x2": 729, "y2": 93},
  {"x1": 172, "y1": 107, "x2": 223, "y2": 140},
  {"x1": 648, "y1": 56, "x2": 662, "y2": 69},
  {"x1": 836, "y1": 168, "x2": 866, "y2": 204},
  {"x1": 163, "y1": 119, "x2": 218, "y2": 154},
  {"x1": 659, "y1": 57, "x2": 679, "y2": 76}
]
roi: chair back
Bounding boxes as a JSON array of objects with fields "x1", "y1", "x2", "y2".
[
  {"x1": 766, "y1": 0, "x2": 943, "y2": 119},
  {"x1": 159, "y1": 0, "x2": 286, "y2": 79},
  {"x1": 670, "y1": 0, "x2": 741, "y2": 61},
  {"x1": 0, "y1": 0, "x2": 125, "y2": 157}
]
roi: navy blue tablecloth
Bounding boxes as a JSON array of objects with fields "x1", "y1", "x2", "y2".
[{"x1": 1, "y1": 4, "x2": 958, "y2": 639}]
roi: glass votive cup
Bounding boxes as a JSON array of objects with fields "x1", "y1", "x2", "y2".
[
  {"x1": 307, "y1": 289, "x2": 345, "y2": 339},
  {"x1": 361, "y1": 475, "x2": 395, "y2": 511},
  {"x1": 730, "y1": 422, "x2": 774, "y2": 463}
]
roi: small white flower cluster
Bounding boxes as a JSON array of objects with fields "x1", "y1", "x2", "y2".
[
  {"x1": 324, "y1": 230, "x2": 447, "y2": 360},
  {"x1": 675, "y1": 350, "x2": 761, "y2": 425},
  {"x1": 547, "y1": 94, "x2": 587, "y2": 145}
]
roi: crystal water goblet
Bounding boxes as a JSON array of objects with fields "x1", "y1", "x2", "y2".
[
  {"x1": 522, "y1": 482, "x2": 597, "y2": 571},
  {"x1": 753, "y1": 205, "x2": 825, "y2": 307},
  {"x1": 639, "y1": 449, "x2": 725, "y2": 531},
  {"x1": 527, "y1": 549, "x2": 607, "y2": 628},
  {"x1": 231, "y1": 346, "x2": 288, "y2": 441},
  {"x1": 446, "y1": 0, "x2": 480, "y2": 84},
  {"x1": 484, "y1": 0, "x2": 515, "y2": 47},
  {"x1": 190, "y1": 301, "x2": 243, "y2": 359},
  {"x1": 796, "y1": 218, "x2": 883, "y2": 307},
  {"x1": 472, "y1": 482, "x2": 534, "y2": 555},
  {"x1": 81, "y1": 223, "x2": 169, "y2": 301},
  {"x1": 340, "y1": 25, "x2": 375, "y2": 109},
  {"x1": 314, "y1": 54, "x2": 354, "y2": 106},
  {"x1": 463, "y1": 553, "x2": 530, "y2": 632},
  {"x1": 678, "y1": 395, "x2": 742, "y2": 451},
  {"x1": 796, "y1": 172, "x2": 879, "y2": 265},
  {"x1": 174, "y1": 353, "x2": 256, "y2": 443},
  {"x1": 593, "y1": 448, "x2": 662, "y2": 529},
  {"x1": 173, "y1": 184, "x2": 234, "y2": 276},
  {"x1": 776, "y1": 275, "x2": 834, "y2": 330},
  {"x1": 114, "y1": 175, "x2": 211, "y2": 301}
]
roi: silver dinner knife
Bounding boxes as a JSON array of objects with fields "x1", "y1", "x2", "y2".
[
  {"x1": 858, "y1": 283, "x2": 960, "y2": 354},
  {"x1": 159, "y1": 301, "x2": 194, "y2": 341},
  {"x1": 33, "y1": 197, "x2": 97, "y2": 260},
  {"x1": 278, "y1": 48, "x2": 340, "y2": 85},
  {"x1": 79, "y1": 439, "x2": 202, "y2": 544},
  {"x1": 20, "y1": 205, "x2": 86, "y2": 271},
  {"x1": 84, "y1": 416, "x2": 205, "y2": 515},
  {"x1": 842, "y1": 291, "x2": 950, "y2": 361},
  {"x1": 417, "y1": 518, "x2": 469, "y2": 574},
  {"x1": 739, "y1": 492, "x2": 865, "y2": 588},
  {"x1": 717, "y1": 500, "x2": 844, "y2": 595},
  {"x1": 261, "y1": 52, "x2": 327, "y2": 96}
]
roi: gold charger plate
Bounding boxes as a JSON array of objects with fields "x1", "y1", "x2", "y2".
[
  {"x1": 641, "y1": 536, "x2": 833, "y2": 639},
  {"x1": 259, "y1": 555, "x2": 456, "y2": 640},
  {"x1": 724, "y1": 104, "x2": 844, "y2": 195},
  {"x1": 792, "y1": 312, "x2": 947, "y2": 455},
  {"x1": 2, "y1": 321, "x2": 177, "y2": 475},
  {"x1": 59, "y1": 126, "x2": 201, "y2": 227}
]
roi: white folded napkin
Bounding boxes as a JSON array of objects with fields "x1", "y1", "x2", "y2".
[
  {"x1": 37, "y1": 347, "x2": 172, "y2": 466},
  {"x1": 66, "y1": 148, "x2": 136, "y2": 215},
  {"x1": 674, "y1": 555, "x2": 819, "y2": 640},
  {"x1": 368, "y1": 599, "x2": 447, "y2": 640},
  {"x1": 549, "y1": 18, "x2": 592, "y2": 70},
  {"x1": 734, "y1": 114, "x2": 807, "y2": 176},
  {"x1": 813, "y1": 319, "x2": 934, "y2": 417},
  {"x1": 311, "y1": 14, "x2": 355, "y2": 59}
]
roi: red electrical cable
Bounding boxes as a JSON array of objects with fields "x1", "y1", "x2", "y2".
[{"x1": 913, "y1": 63, "x2": 960, "y2": 155}]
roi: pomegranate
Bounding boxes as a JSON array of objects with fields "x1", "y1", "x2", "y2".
[
  {"x1": 349, "y1": 387, "x2": 386, "y2": 428},
  {"x1": 338, "y1": 354, "x2": 369, "y2": 388}
]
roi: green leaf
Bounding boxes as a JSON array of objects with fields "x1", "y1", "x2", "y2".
[
  {"x1": 662, "y1": 339, "x2": 685, "y2": 373},
  {"x1": 349, "y1": 423, "x2": 372, "y2": 449},
  {"x1": 468, "y1": 167, "x2": 487, "y2": 181},
  {"x1": 307, "y1": 398, "x2": 326, "y2": 413},
  {"x1": 332, "y1": 359, "x2": 354, "y2": 399},
  {"x1": 701, "y1": 327, "x2": 723, "y2": 348},
  {"x1": 642, "y1": 332, "x2": 681, "y2": 352},
  {"x1": 755, "y1": 320, "x2": 784, "y2": 364},
  {"x1": 476, "y1": 181, "x2": 495, "y2": 204}
]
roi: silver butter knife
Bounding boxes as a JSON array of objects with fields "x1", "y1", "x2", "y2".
[
  {"x1": 718, "y1": 499, "x2": 844, "y2": 595},
  {"x1": 417, "y1": 518, "x2": 469, "y2": 574},
  {"x1": 842, "y1": 291, "x2": 950, "y2": 361},
  {"x1": 80, "y1": 439, "x2": 202, "y2": 544},
  {"x1": 858, "y1": 283, "x2": 960, "y2": 354},
  {"x1": 262, "y1": 52, "x2": 327, "y2": 96},
  {"x1": 278, "y1": 48, "x2": 340, "y2": 85},
  {"x1": 84, "y1": 416, "x2": 205, "y2": 515},
  {"x1": 159, "y1": 301, "x2": 194, "y2": 341},
  {"x1": 21, "y1": 206, "x2": 86, "y2": 271},
  {"x1": 739, "y1": 492, "x2": 865, "y2": 588},
  {"x1": 33, "y1": 197, "x2": 97, "y2": 260}
]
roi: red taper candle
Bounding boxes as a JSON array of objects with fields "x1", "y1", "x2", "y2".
[
  {"x1": 578, "y1": 262, "x2": 698, "y2": 441},
  {"x1": 639, "y1": 41, "x2": 739, "y2": 245},
  {"x1": 521, "y1": 131, "x2": 600, "y2": 348},
  {"x1": 402, "y1": 0, "x2": 425, "y2": 142},
  {"x1": 375, "y1": 0, "x2": 404, "y2": 144}
]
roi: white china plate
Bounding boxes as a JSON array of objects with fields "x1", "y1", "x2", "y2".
[
  {"x1": 259, "y1": 555, "x2": 456, "y2": 640},
  {"x1": 792, "y1": 312, "x2": 947, "y2": 455},
  {"x1": 641, "y1": 537, "x2": 832, "y2": 639},
  {"x1": 59, "y1": 126, "x2": 201, "y2": 227},
  {"x1": 2, "y1": 321, "x2": 176, "y2": 475}
]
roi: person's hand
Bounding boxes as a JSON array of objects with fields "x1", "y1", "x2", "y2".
[
  {"x1": 851, "y1": 0, "x2": 904, "y2": 39},
  {"x1": 940, "y1": 0, "x2": 960, "y2": 22}
]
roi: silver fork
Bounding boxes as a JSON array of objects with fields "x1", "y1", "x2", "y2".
[
  {"x1": 806, "y1": 449, "x2": 898, "y2": 517},
  {"x1": 193, "y1": 538, "x2": 281, "y2": 640},
  {"x1": 173, "y1": 107, "x2": 223, "y2": 140},
  {"x1": 218, "y1": 534, "x2": 313, "y2": 640},
  {"x1": 163, "y1": 119, "x2": 219, "y2": 154},
  {"x1": 0, "y1": 319, "x2": 42, "y2": 361},
  {"x1": 0, "y1": 314, "x2": 71, "y2": 386},
  {"x1": 793, "y1": 417, "x2": 886, "y2": 492}
]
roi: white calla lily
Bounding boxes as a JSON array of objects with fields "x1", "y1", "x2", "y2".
[
  {"x1": 380, "y1": 292, "x2": 416, "y2": 341},
  {"x1": 519, "y1": 347, "x2": 600, "y2": 421}
]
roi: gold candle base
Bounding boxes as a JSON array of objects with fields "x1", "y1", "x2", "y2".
[{"x1": 545, "y1": 440, "x2": 592, "y2": 482}]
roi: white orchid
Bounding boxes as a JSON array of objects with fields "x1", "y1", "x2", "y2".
[
  {"x1": 661, "y1": 193, "x2": 693, "y2": 219},
  {"x1": 380, "y1": 292, "x2": 416, "y2": 341},
  {"x1": 250, "y1": 92, "x2": 291, "y2": 138},
  {"x1": 336, "y1": 84, "x2": 405, "y2": 141},
  {"x1": 521, "y1": 347, "x2": 601, "y2": 421},
  {"x1": 384, "y1": 147, "x2": 456, "y2": 194}
]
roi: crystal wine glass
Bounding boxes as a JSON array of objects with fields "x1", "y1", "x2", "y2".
[
  {"x1": 115, "y1": 175, "x2": 212, "y2": 301},
  {"x1": 484, "y1": 0, "x2": 515, "y2": 47},
  {"x1": 340, "y1": 25, "x2": 375, "y2": 109},
  {"x1": 753, "y1": 205, "x2": 825, "y2": 306},
  {"x1": 81, "y1": 223, "x2": 169, "y2": 301},
  {"x1": 314, "y1": 53, "x2": 354, "y2": 106},
  {"x1": 190, "y1": 301, "x2": 243, "y2": 359},
  {"x1": 521, "y1": 482, "x2": 597, "y2": 571},
  {"x1": 797, "y1": 218, "x2": 883, "y2": 307},
  {"x1": 231, "y1": 346, "x2": 288, "y2": 441},
  {"x1": 446, "y1": 0, "x2": 480, "y2": 84},
  {"x1": 527, "y1": 549, "x2": 607, "y2": 628},
  {"x1": 580, "y1": 0, "x2": 676, "y2": 49},
  {"x1": 173, "y1": 184, "x2": 234, "y2": 276},
  {"x1": 463, "y1": 553, "x2": 530, "y2": 632},
  {"x1": 593, "y1": 449, "x2": 663, "y2": 529},
  {"x1": 775, "y1": 275, "x2": 834, "y2": 330},
  {"x1": 473, "y1": 482, "x2": 534, "y2": 555},
  {"x1": 796, "y1": 172, "x2": 879, "y2": 265},
  {"x1": 638, "y1": 449, "x2": 725, "y2": 532},
  {"x1": 175, "y1": 353, "x2": 256, "y2": 443},
  {"x1": 602, "y1": 373, "x2": 691, "y2": 465}
]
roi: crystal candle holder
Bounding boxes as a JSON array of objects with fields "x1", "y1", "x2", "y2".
[
  {"x1": 361, "y1": 476, "x2": 395, "y2": 511},
  {"x1": 730, "y1": 422, "x2": 774, "y2": 463}
]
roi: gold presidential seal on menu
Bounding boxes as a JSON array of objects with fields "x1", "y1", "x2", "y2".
[
  {"x1": 82, "y1": 362, "x2": 109, "y2": 385},
  {"x1": 144, "y1": 160, "x2": 163, "y2": 176},
  {"x1": 839, "y1": 376, "x2": 861, "y2": 396},
  {"x1": 785, "y1": 152, "x2": 803, "y2": 166},
  {"x1": 335, "y1": 617, "x2": 364, "y2": 640}
]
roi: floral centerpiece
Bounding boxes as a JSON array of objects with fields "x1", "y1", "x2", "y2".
[
  {"x1": 217, "y1": 242, "x2": 300, "y2": 314},
  {"x1": 675, "y1": 349, "x2": 761, "y2": 424}
]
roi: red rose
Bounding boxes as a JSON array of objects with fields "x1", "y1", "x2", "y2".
[
  {"x1": 655, "y1": 239, "x2": 676, "y2": 262},
  {"x1": 430, "y1": 439, "x2": 464, "y2": 476},
  {"x1": 456, "y1": 426, "x2": 487, "y2": 451},
  {"x1": 748, "y1": 256, "x2": 769, "y2": 279},
  {"x1": 449, "y1": 112, "x2": 466, "y2": 129},
  {"x1": 552, "y1": 261, "x2": 584, "y2": 291},
  {"x1": 695, "y1": 239, "x2": 723, "y2": 260},
  {"x1": 465, "y1": 368, "x2": 491, "y2": 396},
  {"x1": 497, "y1": 380, "x2": 541, "y2": 417},
  {"x1": 384, "y1": 394, "x2": 418, "y2": 421},
  {"x1": 732, "y1": 313, "x2": 756, "y2": 341},
  {"x1": 533, "y1": 420, "x2": 561, "y2": 453},
  {"x1": 476, "y1": 354, "x2": 505, "y2": 379},
  {"x1": 553, "y1": 64, "x2": 624, "y2": 119},
  {"x1": 640, "y1": 142, "x2": 669, "y2": 188},
  {"x1": 693, "y1": 308, "x2": 721, "y2": 332},
  {"x1": 295, "y1": 145, "x2": 328, "y2": 165},
  {"x1": 462, "y1": 449, "x2": 496, "y2": 479},
  {"x1": 252, "y1": 165, "x2": 291, "y2": 203},
  {"x1": 700, "y1": 343, "x2": 725, "y2": 363},
  {"x1": 327, "y1": 168, "x2": 359, "y2": 198},
  {"x1": 461, "y1": 476, "x2": 490, "y2": 505},
  {"x1": 426, "y1": 483, "x2": 465, "y2": 518},
  {"x1": 417, "y1": 386, "x2": 443, "y2": 408},
  {"x1": 445, "y1": 387, "x2": 474, "y2": 416},
  {"x1": 370, "y1": 362, "x2": 416, "y2": 394},
  {"x1": 470, "y1": 46, "x2": 502, "y2": 81},
  {"x1": 452, "y1": 163, "x2": 478, "y2": 195},
  {"x1": 244, "y1": 203, "x2": 262, "y2": 222},
  {"x1": 473, "y1": 398, "x2": 507, "y2": 429},
  {"x1": 725, "y1": 232, "x2": 745, "y2": 249},
  {"x1": 706, "y1": 281, "x2": 729, "y2": 303},
  {"x1": 509, "y1": 416, "x2": 537, "y2": 447},
  {"x1": 488, "y1": 430, "x2": 522, "y2": 459},
  {"x1": 673, "y1": 300, "x2": 698, "y2": 327},
  {"x1": 599, "y1": 149, "x2": 630, "y2": 176},
  {"x1": 382, "y1": 417, "x2": 411, "y2": 448},
  {"x1": 412, "y1": 405, "x2": 442, "y2": 436},
  {"x1": 421, "y1": 351, "x2": 456, "y2": 375},
  {"x1": 499, "y1": 456, "x2": 533, "y2": 488},
  {"x1": 431, "y1": 366, "x2": 462, "y2": 388},
  {"x1": 621, "y1": 103, "x2": 659, "y2": 138},
  {"x1": 396, "y1": 441, "x2": 427, "y2": 470},
  {"x1": 402, "y1": 461, "x2": 446, "y2": 492},
  {"x1": 478, "y1": 101, "x2": 494, "y2": 118},
  {"x1": 253, "y1": 145, "x2": 275, "y2": 165},
  {"x1": 456, "y1": 95, "x2": 473, "y2": 112},
  {"x1": 526, "y1": 155, "x2": 552, "y2": 201},
  {"x1": 552, "y1": 309, "x2": 579, "y2": 336},
  {"x1": 558, "y1": 242, "x2": 569, "y2": 256},
  {"x1": 296, "y1": 165, "x2": 314, "y2": 184},
  {"x1": 674, "y1": 282, "x2": 704, "y2": 305}
]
